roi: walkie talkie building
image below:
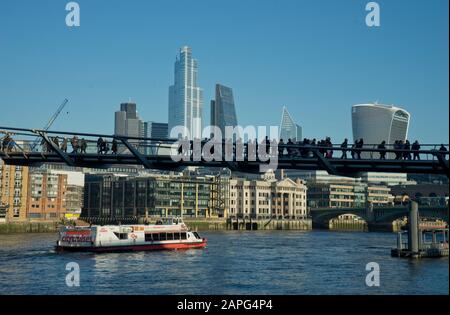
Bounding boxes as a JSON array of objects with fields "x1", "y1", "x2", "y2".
[{"x1": 352, "y1": 103, "x2": 410, "y2": 158}]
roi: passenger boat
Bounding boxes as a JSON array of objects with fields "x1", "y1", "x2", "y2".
[{"x1": 55, "y1": 217, "x2": 207, "y2": 252}]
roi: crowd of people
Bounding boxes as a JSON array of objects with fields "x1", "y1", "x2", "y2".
[{"x1": 1, "y1": 131, "x2": 448, "y2": 161}]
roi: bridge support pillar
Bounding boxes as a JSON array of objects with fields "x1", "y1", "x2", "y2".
[{"x1": 408, "y1": 201, "x2": 420, "y2": 258}]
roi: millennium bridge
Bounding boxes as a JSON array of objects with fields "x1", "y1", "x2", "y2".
[{"x1": 0, "y1": 126, "x2": 448, "y2": 177}]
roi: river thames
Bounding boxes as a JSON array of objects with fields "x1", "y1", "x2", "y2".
[{"x1": 0, "y1": 230, "x2": 447, "y2": 295}]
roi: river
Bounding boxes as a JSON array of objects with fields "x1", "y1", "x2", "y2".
[{"x1": 0, "y1": 230, "x2": 447, "y2": 295}]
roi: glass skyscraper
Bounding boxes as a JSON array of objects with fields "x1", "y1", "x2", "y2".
[
  {"x1": 210, "y1": 84, "x2": 238, "y2": 139},
  {"x1": 279, "y1": 106, "x2": 302, "y2": 141},
  {"x1": 168, "y1": 46, "x2": 203, "y2": 140}
]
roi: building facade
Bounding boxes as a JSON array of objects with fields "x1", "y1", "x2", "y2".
[
  {"x1": 143, "y1": 121, "x2": 169, "y2": 154},
  {"x1": 279, "y1": 106, "x2": 302, "y2": 141},
  {"x1": 0, "y1": 162, "x2": 29, "y2": 221},
  {"x1": 307, "y1": 182, "x2": 392, "y2": 208},
  {"x1": 210, "y1": 84, "x2": 238, "y2": 139},
  {"x1": 228, "y1": 177, "x2": 307, "y2": 219},
  {"x1": 168, "y1": 46, "x2": 203, "y2": 140},
  {"x1": 114, "y1": 102, "x2": 144, "y2": 152},
  {"x1": 26, "y1": 170, "x2": 67, "y2": 220},
  {"x1": 82, "y1": 174, "x2": 225, "y2": 220},
  {"x1": 352, "y1": 103, "x2": 410, "y2": 158}
]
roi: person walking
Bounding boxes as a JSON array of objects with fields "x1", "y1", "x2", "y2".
[
  {"x1": 403, "y1": 140, "x2": 411, "y2": 160},
  {"x1": 97, "y1": 137, "x2": 104, "y2": 154},
  {"x1": 71, "y1": 136, "x2": 79, "y2": 154},
  {"x1": 340, "y1": 138, "x2": 348, "y2": 159},
  {"x1": 278, "y1": 139, "x2": 285, "y2": 157},
  {"x1": 80, "y1": 138, "x2": 87, "y2": 154},
  {"x1": 112, "y1": 138, "x2": 118, "y2": 154},
  {"x1": 378, "y1": 141, "x2": 387, "y2": 160},
  {"x1": 412, "y1": 140, "x2": 421, "y2": 160},
  {"x1": 61, "y1": 137, "x2": 68, "y2": 153},
  {"x1": 439, "y1": 144, "x2": 448, "y2": 160}
]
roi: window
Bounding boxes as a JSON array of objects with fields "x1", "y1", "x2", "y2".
[
  {"x1": 152, "y1": 233, "x2": 160, "y2": 241},
  {"x1": 181, "y1": 232, "x2": 187, "y2": 240},
  {"x1": 159, "y1": 233, "x2": 167, "y2": 241},
  {"x1": 145, "y1": 234, "x2": 152, "y2": 242},
  {"x1": 167, "y1": 233, "x2": 174, "y2": 240},
  {"x1": 174, "y1": 233, "x2": 180, "y2": 240}
]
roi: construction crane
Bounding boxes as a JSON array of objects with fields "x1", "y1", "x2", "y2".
[{"x1": 30, "y1": 98, "x2": 69, "y2": 151}]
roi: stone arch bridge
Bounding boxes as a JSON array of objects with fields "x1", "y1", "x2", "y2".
[{"x1": 310, "y1": 204, "x2": 448, "y2": 231}]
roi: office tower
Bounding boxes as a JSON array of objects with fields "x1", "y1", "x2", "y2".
[
  {"x1": 352, "y1": 103, "x2": 410, "y2": 149},
  {"x1": 279, "y1": 106, "x2": 302, "y2": 141},
  {"x1": 168, "y1": 46, "x2": 203, "y2": 140},
  {"x1": 210, "y1": 84, "x2": 238, "y2": 139},
  {"x1": 352, "y1": 103, "x2": 410, "y2": 184},
  {"x1": 143, "y1": 122, "x2": 169, "y2": 154},
  {"x1": 114, "y1": 102, "x2": 144, "y2": 153}
]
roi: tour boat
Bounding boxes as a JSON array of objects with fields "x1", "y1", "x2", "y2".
[{"x1": 55, "y1": 217, "x2": 207, "y2": 252}]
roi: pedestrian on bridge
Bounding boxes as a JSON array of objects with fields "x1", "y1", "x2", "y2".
[
  {"x1": 97, "y1": 137, "x2": 104, "y2": 154},
  {"x1": 71, "y1": 136, "x2": 79, "y2": 154},
  {"x1": 439, "y1": 144, "x2": 448, "y2": 160},
  {"x1": 403, "y1": 140, "x2": 412, "y2": 160},
  {"x1": 377, "y1": 141, "x2": 386, "y2": 160},
  {"x1": 394, "y1": 140, "x2": 402, "y2": 160},
  {"x1": 112, "y1": 139, "x2": 118, "y2": 154},
  {"x1": 412, "y1": 140, "x2": 421, "y2": 160},
  {"x1": 61, "y1": 137, "x2": 68, "y2": 153},
  {"x1": 340, "y1": 138, "x2": 348, "y2": 159},
  {"x1": 278, "y1": 139, "x2": 285, "y2": 157},
  {"x1": 80, "y1": 138, "x2": 87, "y2": 154}
]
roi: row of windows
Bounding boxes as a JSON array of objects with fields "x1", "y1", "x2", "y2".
[{"x1": 144, "y1": 232, "x2": 188, "y2": 242}]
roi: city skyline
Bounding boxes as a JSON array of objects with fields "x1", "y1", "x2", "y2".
[{"x1": 0, "y1": 0, "x2": 448, "y2": 145}]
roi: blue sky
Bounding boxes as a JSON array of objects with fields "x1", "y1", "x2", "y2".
[{"x1": 0, "y1": 0, "x2": 448, "y2": 143}]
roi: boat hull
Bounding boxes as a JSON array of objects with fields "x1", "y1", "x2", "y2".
[{"x1": 55, "y1": 240, "x2": 207, "y2": 253}]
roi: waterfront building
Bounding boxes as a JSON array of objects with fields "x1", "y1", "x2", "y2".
[
  {"x1": 49, "y1": 170, "x2": 84, "y2": 218},
  {"x1": 210, "y1": 84, "x2": 238, "y2": 139},
  {"x1": 307, "y1": 182, "x2": 392, "y2": 208},
  {"x1": 26, "y1": 170, "x2": 67, "y2": 220},
  {"x1": 228, "y1": 177, "x2": 307, "y2": 219},
  {"x1": 168, "y1": 46, "x2": 203, "y2": 140},
  {"x1": 279, "y1": 106, "x2": 302, "y2": 141},
  {"x1": 82, "y1": 173, "x2": 226, "y2": 220},
  {"x1": 0, "y1": 162, "x2": 29, "y2": 221},
  {"x1": 391, "y1": 183, "x2": 449, "y2": 206}
]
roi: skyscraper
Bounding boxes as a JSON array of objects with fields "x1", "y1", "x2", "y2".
[
  {"x1": 352, "y1": 103, "x2": 411, "y2": 184},
  {"x1": 168, "y1": 46, "x2": 203, "y2": 140},
  {"x1": 143, "y1": 121, "x2": 169, "y2": 154},
  {"x1": 210, "y1": 84, "x2": 238, "y2": 139},
  {"x1": 114, "y1": 102, "x2": 144, "y2": 152},
  {"x1": 352, "y1": 103, "x2": 410, "y2": 151},
  {"x1": 279, "y1": 106, "x2": 302, "y2": 141}
]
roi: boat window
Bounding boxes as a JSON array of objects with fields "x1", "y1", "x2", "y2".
[
  {"x1": 113, "y1": 232, "x2": 128, "y2": 240},
  {"x1": 167, "y1": 233, "x2": 174, "y2": 240},
  {"x1": 174, "y1": 233, "x2": 180, "y2": 240},
  {"x1": 193, "y1": 232, "x2": 201, "y2": 239},
  {"x1": 160, "y1": 233, "x2": 167, "y2": 241},
  {"x1": 153, "y1": 233, "x2": 160, "y2": 241},
  {"x1": 181, "y1": 232, "x2": 187, "y2": 240},
  {"x1": 145, "y1": 234, "x2": 152, "y2": 242}
]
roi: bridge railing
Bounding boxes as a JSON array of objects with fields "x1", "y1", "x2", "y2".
[{"x1": 1, "y1": 126, "x2": 449, "y2": 162}]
